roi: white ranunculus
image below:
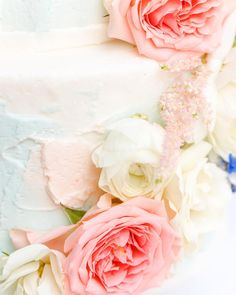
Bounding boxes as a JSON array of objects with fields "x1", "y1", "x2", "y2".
[
  {"x1": 163, "y1": 141, "x2": 231, "y2": 251},
  {"x1": 92, "y1": 118, "x2": 166, "y2": 201},
  {"x1": 0, "y1": 244, "x2": 65, "y2": 295},
  {"x1": 210, "y1": 47, "x2": 236, "y2": 160}
]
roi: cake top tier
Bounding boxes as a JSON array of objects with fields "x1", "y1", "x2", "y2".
[{"x1": 0, "y1": 0, "x2": 106, "y2": 31}]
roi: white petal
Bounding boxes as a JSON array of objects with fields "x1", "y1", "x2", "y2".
[
  {"x1": 48, "y1": 251, "x2": 65, "y2": 293},
  {"x1": 22, "y1": 271, "x2": 39, "y2": 295},
  {"x1": 38, "y1": 265, "x2": 62, "y2": 295},
  {"x1": 179, "y1": 142, "x2": 212, "y2": 172},
  {"x1": 14, "y1": 279, "x2": 24, "y2": 295},
  {"x1": 208, "y1": 9, "x2": 236, "y2": 73},
  {"x1": 0, "y1": 262, "x2": 39, "y2": 291},
  {"x1": 1, "y1": 245, "x2": 49, "y2": 278}
]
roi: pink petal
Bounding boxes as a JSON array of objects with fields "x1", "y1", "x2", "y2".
[
  {"x1": 108, "y1": 0, "x2": 135, "y2": 43},
  {"x1": 103, "y1": 269, "x2": 127, "y2": 287}
]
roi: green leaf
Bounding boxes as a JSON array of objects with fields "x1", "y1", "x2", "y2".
[
  {"x1": 1, "y1": 251, "x2": 9, "y2": 256},
  {"x1": 63, "y1": 207, "x2": 86, "y2": 224}
]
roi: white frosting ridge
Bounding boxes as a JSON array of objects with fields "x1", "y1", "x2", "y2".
[
  {"x1": 0, "y1": 23, "x2": 109, "y2": 52},
  {"x1": 0, "y1": 41, "x2": 171, "y2": 132}
]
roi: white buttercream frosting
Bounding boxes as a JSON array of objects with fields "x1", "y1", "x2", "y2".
[
  {"x1": 0, "y1": 24, "x2": 109, "y2": 53},
  {"x1": 0, "y1": 1, "x2": 109, "y2": 51},
  {"x1": 0, "y1": 0, "x2": 107, "y2": 31},
  {"x1": 0, "y1": 40, "x2": 171, "y2": 253},
  {"x1": 0, "y1": 105, "x2": 69, "y2": 253},
  {"x1": 0, "y1": 41, "x2": 171, "y2": 131}
]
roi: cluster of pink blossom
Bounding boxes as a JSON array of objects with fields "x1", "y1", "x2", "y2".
[{"x1": 159, "y1": 62, "x2": 213, "y2": 178}]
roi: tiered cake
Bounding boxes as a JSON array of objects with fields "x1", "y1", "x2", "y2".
[
  {"x1": 0, "y1": 0, "x2": 171, "y2": 253},
  {"x1": 0, "y1": 1, "x2": 236, "y2": 295}
]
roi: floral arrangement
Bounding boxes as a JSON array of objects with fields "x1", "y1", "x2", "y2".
[{"x1": 1, "y1": 1, "x2": 236, "y2": 294}]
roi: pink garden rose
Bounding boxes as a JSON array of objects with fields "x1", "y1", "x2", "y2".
[
  {"x1": 106, "y1": 0, "x2": 234, "y2": 62},
  {"x1": 11, "y1": 197, "x2": 181, "y2": 295}
]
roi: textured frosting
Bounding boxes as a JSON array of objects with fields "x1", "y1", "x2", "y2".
[
  {"x1": 0, "y1": 41, "x2": 171, "y2": 131},
  {"x1": 0, "y1": 23, "x2": 109, "y2": 53},
  {"x1": 0, "y1": 0, "x2": 106, "y2": 31},
  {"x1": 0, "y1": 40, "x2": 171, "y2": 253},
  {"x1": 42, "y1": 139, "x2": 102, "y2": 209},
  {"x1": 0, "y1": 0, "x2": 109, "y2": 51}
]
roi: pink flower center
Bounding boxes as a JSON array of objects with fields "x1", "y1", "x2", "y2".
[
  {"x1": 140, "y1": 0, "x2": 221, "y2": 41},
  {"x1": 87, "y1": 226, "x2": 159, "y2": 292}
]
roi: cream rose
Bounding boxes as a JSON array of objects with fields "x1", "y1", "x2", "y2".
[
  {"x1": 92, "y1": 118, "x2": 165, "y2": 201},
  {"x1": 0, "y1": 244, "x2": 65, "y2": 295},
  {"x1": 210, "y1": 47, "x2": 236, "y2": 160},
  {"x1": 163, "y1": 142, "x2": 231, "y2": 250}
]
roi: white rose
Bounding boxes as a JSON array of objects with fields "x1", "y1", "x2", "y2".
[
  {"x1": 163, "y1": 142, "x2": 231, "y2": 250},
  {"x1": 210, "y1": 47, "x2": 236, "y2": 160},
  {"x1": 92, "y1": 118, "x2": 166, "y2": 201},
  {"x1": 207, "y1": 9, "x2": 236, "y2": 73},
  {"x1": 0, "y1": 244, "x2": 65, "y2": 295}
]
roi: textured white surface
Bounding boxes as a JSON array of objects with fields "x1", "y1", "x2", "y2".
[
  {"x1": 0, "y1": 1, "x2": 109, "y2": 52},
  {"x1": 0, "y1": 0, "x2": 106, "y2": 31},
  {"x1": 0, "y1": 40, "x2": 171, "y2": 253},
  {"x1": 0, "y1": 41, "x2": 170, "y2": 131},
  {"x1": 0, "y1": 23, "x2": 109, "y2": 53}
]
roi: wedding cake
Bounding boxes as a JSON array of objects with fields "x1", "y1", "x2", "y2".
[
  {"x1": 0, "y1": 0, "x2": 170, "y2": 250},
  {"x1": 0, "y1": 1, "x2": 236, "y2": 295}
]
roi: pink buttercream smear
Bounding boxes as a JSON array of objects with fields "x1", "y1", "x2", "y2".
[{"x1": 42, "y1": 139, "x2": 102, "y2": 209}]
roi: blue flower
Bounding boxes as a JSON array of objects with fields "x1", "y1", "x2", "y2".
[
  {"x1": 231, "y1": 184, "x2": 236, "y2": 193},
  {"x1": 227, "y1": 154, "x2": 236, "y2": 174}
]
